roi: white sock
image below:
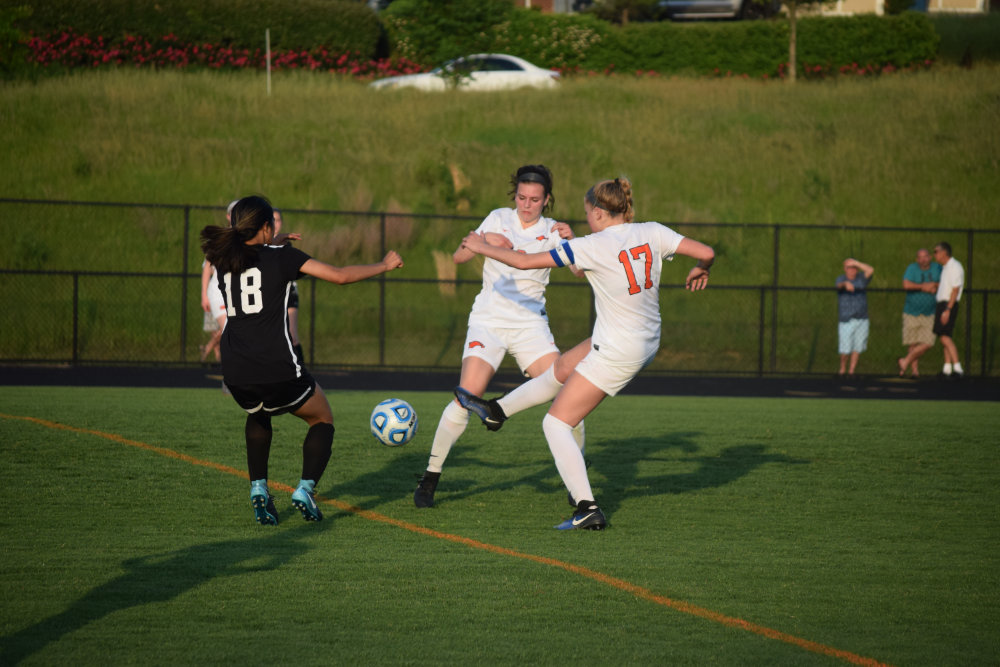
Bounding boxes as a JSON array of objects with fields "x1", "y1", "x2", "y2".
[
  {"x1": 498, "y1": 365, "x2": 563, "y2": 417},
  {"x1": 571, "y1": 420, "x2": 585, "y2": 456},
  {"x1": 943, "y1": 363, "x2": 953, "y2": 375},
  {"x1": 543, "y1": 413, "x2": 593, "y2": 505},
  {"x1": 953, "y1": 362, "x2": 963, "y2": 374},
  {"x1": 426, "y1": 400, "x2": 469, "y2": 473}
]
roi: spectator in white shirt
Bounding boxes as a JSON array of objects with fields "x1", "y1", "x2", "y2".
[{"x1": 932, "y1": 242, "x2": 965, "y2": 378}]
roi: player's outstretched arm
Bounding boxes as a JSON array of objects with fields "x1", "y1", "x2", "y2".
[
  {"x1": 461, "y1": 232, "x2": 556, "y2": 270},
  {"x1": 272, "y1": 232, "x2": 302, "y2": 246},
  {"x1": 453, "y1": 230, "x2": 513, "y2": 265},
  {"x1": 300, "y1": 251, "x2": 403, "y2": 285},
  {"x1": 678, "y1": 238, "x2": 714, "y2": 292}
]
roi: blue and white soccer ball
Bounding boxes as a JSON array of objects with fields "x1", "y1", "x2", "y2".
[{"x1": 370, "y1": 398, "x2": 418, "y2": 447}]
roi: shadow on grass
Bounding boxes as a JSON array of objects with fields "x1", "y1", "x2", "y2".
[
  {"x1": 319, "y1": 445, "x2": 555, "y2": 511},
  {"x1": 0, "y1": 524, "x2": 326, "y2": 665},
  {"x1": 320, "y1": 429, "x2": 807, "y2": 525},
  {"x1": 590, "y1": 432, "x2": 810, "y2": 517}
]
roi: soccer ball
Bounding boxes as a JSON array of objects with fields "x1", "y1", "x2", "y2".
[{"x1": 370, "y1": 398, "x2": 418, "y2": 447}]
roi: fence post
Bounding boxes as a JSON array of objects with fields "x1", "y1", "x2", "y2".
[
  {"x1": 379, "y1": 212, "x2": 387, "y2": 366},
  {"x1": 758, "y1": 287, "x2": 766, "y2": 376},
  {"x1": 981, "y1": 291, "x2": 988, "y2": 377},
  {"x1": 181, "y1": 205, "x2": 190, "y2": 361},
  {"x1": 770, "y1": 225, "x2": 780, "y2": 373},
  {"x1": 965, "y1": 230, "x2": 973, "y2": 374},
  {"x1": 308, "y1": 278, "x2": 316, "y2": 367},
  {"x1": 72, "y1": 272, "x2": 79, "y2": 364}
]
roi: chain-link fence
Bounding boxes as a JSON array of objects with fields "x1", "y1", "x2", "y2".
[{"x1": 2, "y1": 198, "x2": 997, "y2": 377}]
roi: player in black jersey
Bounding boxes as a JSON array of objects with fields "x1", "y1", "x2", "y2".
[{"x1": 201, "y1": 195, "x2": 404, "y2": 525}]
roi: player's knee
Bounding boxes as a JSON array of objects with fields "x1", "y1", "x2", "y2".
[
  {"x1": 444, "y1": 399, "x2": 470, "y2": 425},
  {"x1": 308, "y1": 422, "x2": 335, "y2": 445}
]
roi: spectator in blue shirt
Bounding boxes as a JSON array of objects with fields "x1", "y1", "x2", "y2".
[
  {"x1": 897, "y1": 248, "x2": 941, "y2": 377},
  {"x1": 836, "y1": 257, "x2": 875, "y2": 376}
]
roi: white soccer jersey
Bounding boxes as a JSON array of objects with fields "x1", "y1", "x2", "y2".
[
  {"x1": 468, "y1": 207, "x2": 564, "y2": 328},
  {"x1": 203, "y1": 260, "x2": 225, "y2": 317},
  {"x1": 552, "y1": 222, "x2": 685, "y2": 363}
]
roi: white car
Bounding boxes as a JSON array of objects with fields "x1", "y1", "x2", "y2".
[{"x1": 369, "y1": 53, "x2": 560, "y2": 92}]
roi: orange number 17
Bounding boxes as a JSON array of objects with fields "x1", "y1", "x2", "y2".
[{"x1": 617, "y1": 244, "x2": 653, "y2": 295}]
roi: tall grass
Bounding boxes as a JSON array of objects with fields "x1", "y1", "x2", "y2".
[
  {"x1": 2, "y1": 67, "x2": 998, "y2": 230},
  {"x1": 2, "y1": 67, "x2": 998, "y2": 373}
]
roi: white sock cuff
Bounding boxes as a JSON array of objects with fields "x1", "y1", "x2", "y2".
[
  {"x1": 443, "y1": 399, "x2": 470, "y2": 425},
  {"x1": 542, "y1": 412, "x2": 571, "y2": 434}
]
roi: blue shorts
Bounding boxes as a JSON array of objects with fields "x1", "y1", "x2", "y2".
[{"x1": 838, "y1": 319, "x2": 869, "y2": 354}]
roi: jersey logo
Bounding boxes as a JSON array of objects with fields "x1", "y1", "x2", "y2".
[
  {"x1": 468, "y1": 341, "x2": 485, "y2": 349},
  {"x1": 536, "y1": 235, "x2": 547, "y2": 241}
]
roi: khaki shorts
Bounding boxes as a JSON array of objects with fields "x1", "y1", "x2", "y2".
[{"x1": 902, "y1": 313, "x2": 936, "y2": 346}]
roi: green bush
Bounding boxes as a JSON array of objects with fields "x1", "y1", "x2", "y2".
[
  {"x1": 381, "y1": 0, "x2": 514, "y2": 65},
  {"x1": 577, "y1": 12, "x2": 937, "y2": 76},
  {"x1": 931, "y1": 12, "x2": 1000, "y2": 65},
  {"x1": 380, "y1": 3, "x2": 937, "y2": 77},
  {"x1": 797, "y1": 12, "x2": 939, "y2": 69},
  {"x1": 582, "y1": 20, "x2": 788, "y2": 75},
  {"x1": 1, "y1": 0, "x2": 383, "y2": 56},
  {"x1": 0, "y1": 4, "x2": 32, "y2": 79},
  {"x1": 490, "y1": 10, "x2": 610, "y2": 70}
]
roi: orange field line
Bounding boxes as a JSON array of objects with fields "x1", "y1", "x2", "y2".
[{"x1": 2, "y1": 412, "x2": 893, "y2": 667}]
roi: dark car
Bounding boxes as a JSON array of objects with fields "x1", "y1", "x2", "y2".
[{"x1": 659, "y1": 0, "x2": 782, "y2": 19}]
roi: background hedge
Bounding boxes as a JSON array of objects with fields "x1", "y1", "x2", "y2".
[
  {"x1": 578, "y1": 12, "x2": 938, "y2": 76},
  {"x1": 2, "y1": 0, "x2": 384, "y2": 56},
  {"x1": 0, "y1": 0, "x2": 954, "y2": 77},
  {"x1": 381, "y1": 1, "x2": 937, "y2": 76}
]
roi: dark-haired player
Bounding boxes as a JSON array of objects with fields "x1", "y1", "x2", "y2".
[{"x1": 201, "y1": 195, "x2": 403, "y2": 525}]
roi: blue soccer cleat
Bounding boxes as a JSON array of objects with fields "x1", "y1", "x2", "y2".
[
  {"x1": 454, "y1": 386, "x2": 507, "y2": 431},
  {"x1": 291, "y1": 485, "x2": 324, "y2": 522},
  {"x1": 251, "y1": 485, "x2": 279, "y2": 526},
  {"x1": 555, "y1": 500, "x2": 607, "y2": 531}
]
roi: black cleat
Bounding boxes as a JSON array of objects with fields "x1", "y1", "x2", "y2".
[
  {"x1": 454, "y1": 386, "x2": 507, "y2": 431},
  {"x1": 414, "y1": 470, "x2": 441, "y2": 508},
  {"x1": 555, "y1": 500, "x2": 607, "y2": 531}
]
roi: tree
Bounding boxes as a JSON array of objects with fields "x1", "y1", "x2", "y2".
[
  {"x1": 382, "y1": 0, "x2": 514, "y2": 65},
  {"x1": 778, "y1": 0, "x2": 835, "y2": 83}
]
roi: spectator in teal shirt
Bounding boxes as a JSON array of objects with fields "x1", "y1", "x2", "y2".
[{"x1": 897, "y1": 248, "x2": 941, "y2": 377}]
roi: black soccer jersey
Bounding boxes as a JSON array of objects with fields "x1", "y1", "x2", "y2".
[{"x1": 218, "y1": 244, "x2": 310, "y2": 385}]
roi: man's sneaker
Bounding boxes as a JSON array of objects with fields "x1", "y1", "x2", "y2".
[
  {"x1": 251, "y1": 492, "x2": 279, "y2": 526},
  {"x1": 454, "y1": 386, "x2": 507, "y2": 431},
  {"x1": 291, "y1": 486, "x2": 324, "y2": 522},
  {"x1": 414, "y1": 471, "x2": 441, "y2": 508},
  {"x1": 555, "y1": 500, "x2": 607, "y2": 531}
]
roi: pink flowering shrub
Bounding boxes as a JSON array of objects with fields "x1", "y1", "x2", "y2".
[
  {"x1": 23, "y1": 29, "x2": 935, "y2": 83},
  {"x1": 25, "y1": 31, "x2": 426, "y2": 79}
]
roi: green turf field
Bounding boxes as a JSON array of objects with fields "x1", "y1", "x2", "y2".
[{"x1": 1, "y1": 386, "x2": 997, "y2": 665}]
